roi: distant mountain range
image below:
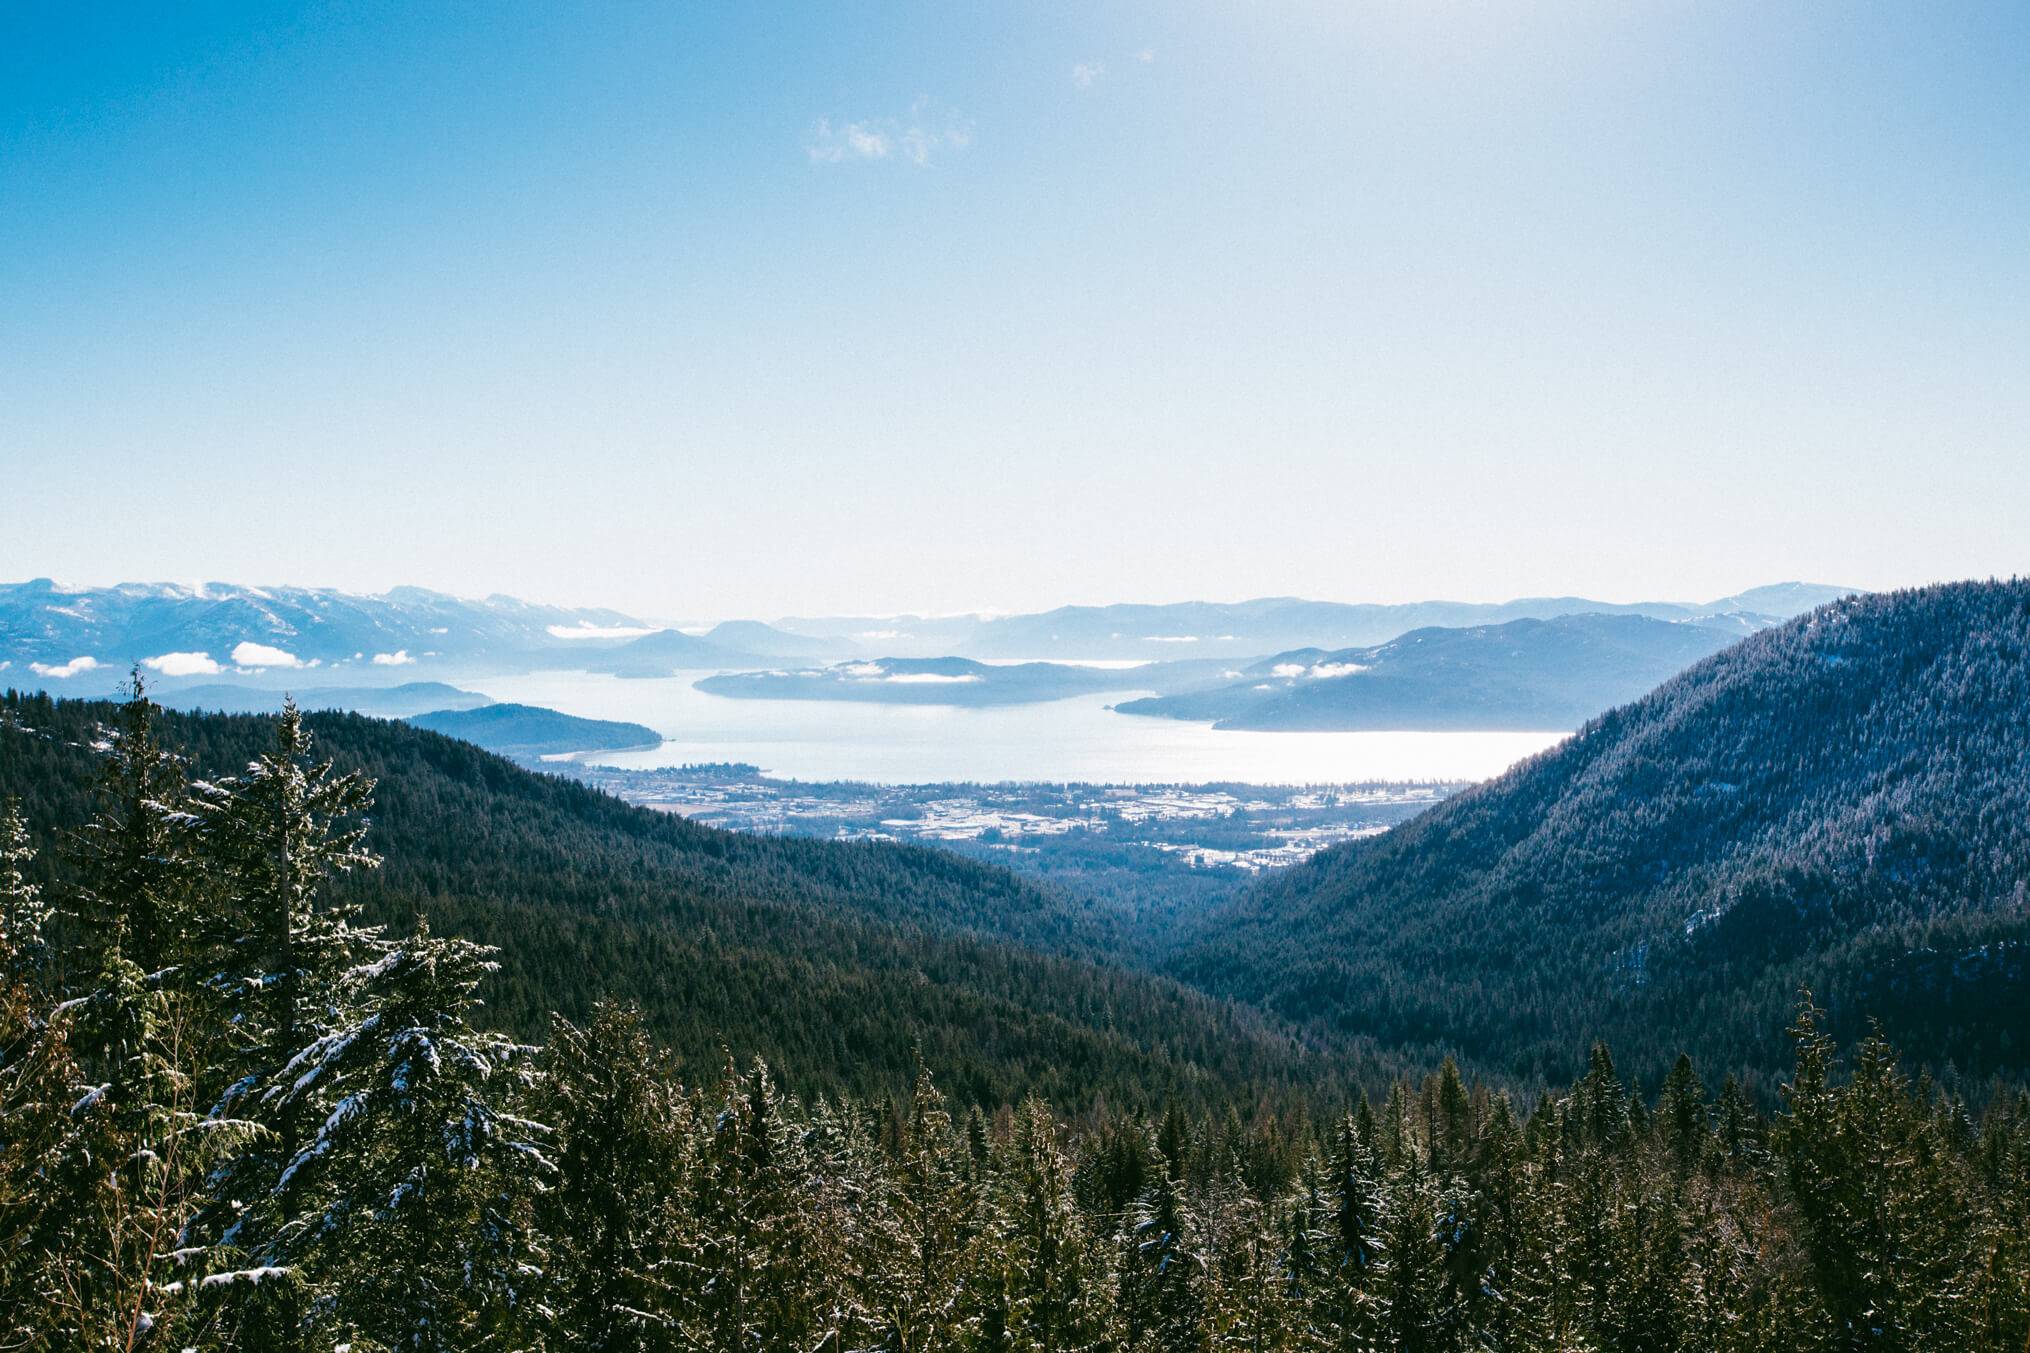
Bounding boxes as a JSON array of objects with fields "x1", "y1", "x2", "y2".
[
  {"x1": 768, "y1": 583, "x2": 1857, "y2": 661},
  {"x1": 1170, "y1": 580, "x2": 2030, "y2": 1084},
  {"x1": 1116, "y1": 613, "x2": 1758, "y2": 730},
  {"x1": 2, "y1": 578, "x2": 1858, "y2": 693}
]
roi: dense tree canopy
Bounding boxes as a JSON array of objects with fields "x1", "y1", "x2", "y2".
[
  {"x1": 1175, "y1": 580, "x2": 2030, "y2": 1087},
  {"x1": 1, "y1": 684, "x2": 1334, "y2": 1113}
]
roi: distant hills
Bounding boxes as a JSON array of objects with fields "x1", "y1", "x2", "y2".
[
  {"x1": 579, "y1": 627, "x2": 781, "y2": 677},
  {"x1": 1116, "y1": 613, "x2": 1757, "y2": 730},
  {"x1": 1170, "y1": 580, "x2": 2030, "y2": 1085},
  {"x1": 405, "y1": 702, "x2": 662, "y2": 759},
  {"x1": 698, "y1": 619, "x2": 851, "y2": 659}
]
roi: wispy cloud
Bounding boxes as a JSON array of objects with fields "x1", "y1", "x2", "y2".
[
  {"x1": 808, "y1": 118, "x2": 891, "y2": 163},
  {"x1": 1074, "y1": 49, "x2": 1152, "y2": 89},
  {"x1": 807, "y1": 98, "x2": 973, "y2": 167}
]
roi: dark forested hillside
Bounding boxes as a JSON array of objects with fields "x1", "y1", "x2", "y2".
[
  {"x1": 1174, "y1": 580, "x2": 2030, "y2": 1087},
  {"x1": 0, "y1": 689, "x2": 1330, "y2": 1109},
  {"x1": 403, "y1": 701, "x2": 662, "y2": 758}
]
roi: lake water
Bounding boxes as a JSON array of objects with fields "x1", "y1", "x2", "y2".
[{"x1": 475, "y1": 670, "x2": 1568, "y2": 785}]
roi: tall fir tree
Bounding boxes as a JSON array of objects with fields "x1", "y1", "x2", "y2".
[
  {"x1": 259, "y1": 921, "x2": 550, "y2": 1350},
  {"x1": 64, "y1": 673, "x2": 197, "y2": 988},
  {"x1": 538, "y1": 1000, "x2": 686, "y2": 1350},
  {"x1": 0, "y1": 798, "x2": 54, "y2": 982},
  {"x1": 184, "y1": 699, "x2": 381, "y2": 1347}
]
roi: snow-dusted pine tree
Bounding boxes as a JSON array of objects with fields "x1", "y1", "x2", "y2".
[
  {"x1": 183, "y1": 699, "x2": 382, "y2": 1345},
  {"x1": 261, "y1": 920, "x2": 550, "y2": 1350},
  {"x1": 538, "y1": 999, "x2": 687, "y2": 1350},
  {"x1": 65, "y1": 673, "x2": 199, "y2": 986},
  {"x1": 0, "y1": 798, "x2": 53, "y2": 982}
]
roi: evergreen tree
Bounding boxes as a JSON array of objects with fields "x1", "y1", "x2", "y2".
[
  {"x1": 1320, "y1": 1109, "x2": 1386, "y2": 1345},
  {"x1": 1375, "y1": 1156, "x2": 1462, "y2": 1353},
  {"x1": 191, "y1": 698, "x2": 380, "y2": 1101},
  {"x1": 1432, "y1": 1056, "x2": 1474, "y2": 1173},
  {"x1": 1122, "y1": 1171, "x2": 1201, "y2": 1348},
  {"x1": 185, "y1": 701, "x2": 381, "y2": 1346},
  {"x1": 262, "y1": 921, "x2": 550, "y2": 1349},
  {"x1": 0, "y1": 798, "x2": 53, "y2": 981},
  {"x1": 0, "y1": 962, "x2": 88, "y2": 1344},
  {"x1": 976, "y1": 1096, "x2": 1117, "y2": 1351},
  {"x1": 13, "y1": 964, "x2": 265, "y2": 1350},
  {"x1": 1656, "y1": 1054, "x2": 1708, "y2": 1174},
  {"x1": 879, "y1": 1059, "x2": 980, "y2": 1349},
  {"x1": 64, "y1": 674, "x2": 197, "y2": 986},
  {"x1": 539, "y1": 1000, "x2": 685, "y2": 1351}
]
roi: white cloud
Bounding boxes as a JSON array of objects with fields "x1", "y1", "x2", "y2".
[
  {"x1": 1072, "y1": 61, "x2": 1106, "y2": 88},
  {"x1": 885, "y1": 672, "x2": 980, "y2": 685},
  {"x1": 808, "y1": 118, "x2": 891, "y2": 163},
  {"x1": 546, "y1": 623, "x2": 659, "y2": 640},
  {"x1": 1135, "y1": 48, "x2": 1155, "y2": 64},
  {"x1": 808, "y1": 100, "x2": 973, "y2": 167},
  {"x1": 232, "y1": 641, "x2": 305, "y2": 669},
  {"x1": 842, "y1": 662, "x2": 887, "y2": 677},
  {"x1": 372, "y1": 650, "x2": 415, "y2": 667},
  {"x1": 1310, "y1": 662, "x2": 1370, "y2": 679},
  {"x1": 143, "y1": 652, "x2": 222, "y2": 677},
  {"x1": 29, "y1": 655, "x2": 99, "y2": 680}
]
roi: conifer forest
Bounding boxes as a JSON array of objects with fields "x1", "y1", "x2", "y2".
[{"x1": 5, "y1": 678, "x2": 2030, "y2": 1350}]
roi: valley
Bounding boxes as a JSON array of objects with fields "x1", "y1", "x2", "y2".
[{"x1": 563, "y1": 761, "x2": 1457, "y2": 935}]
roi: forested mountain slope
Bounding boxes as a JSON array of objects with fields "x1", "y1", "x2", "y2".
[
  {"x1": 0, "y1": 690, "x2": 1329, "y2": 1108},
  {"x1": 1174, "y1": 581, "x2": 2030, "y2": 1086}
]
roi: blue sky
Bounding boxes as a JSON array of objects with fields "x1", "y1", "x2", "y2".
[{"x1": 3, "y1": 2, "x2": 2026, "y2": 621}]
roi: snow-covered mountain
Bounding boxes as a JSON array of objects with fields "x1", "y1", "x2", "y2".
[{"x1": 0, "y1": 578, "x2": 651, "y2": 689}]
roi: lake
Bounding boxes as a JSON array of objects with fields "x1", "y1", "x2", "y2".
[{"x1": 474, "y1": 670, "x2": 1568, "y2": 785}]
